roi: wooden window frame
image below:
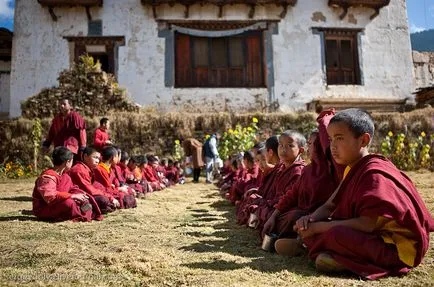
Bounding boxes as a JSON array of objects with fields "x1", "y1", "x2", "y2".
[
  {"x1": 175, "y1": 31, "x2": 266, "y2": 88},
  {"x1": 323, "y1": 29, "x2": 361, "y2": 86}
]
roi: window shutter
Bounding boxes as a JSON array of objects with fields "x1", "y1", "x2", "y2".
[
  {"x1": 175, "y1": 33, "x2": 192, "y2": 87},
  {"x1": 246, "y1": 34, "x2": 263, "y2": 87}
]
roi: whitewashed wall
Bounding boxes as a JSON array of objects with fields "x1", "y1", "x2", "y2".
[{"x1": 9, "y1": 0, "x2": 413, "y2": 117}]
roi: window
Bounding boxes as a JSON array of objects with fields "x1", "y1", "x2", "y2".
[
  {"x1": 324, "y1": 29, "x2": 361, "y2": 85},
  {"x1": 88, "y1": 20, "x2": 102, "y2": 36},
  {"x1": 175, "y1": 31, "x2": 265, "y2": 88}
]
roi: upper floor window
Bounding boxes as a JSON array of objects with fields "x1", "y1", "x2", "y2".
[
  {"x1": 175, "y1": 31, "x2": 265, "y2": 88},
  {"x1": 323, "y1": 29, "x2": 361, "y2": 85}
]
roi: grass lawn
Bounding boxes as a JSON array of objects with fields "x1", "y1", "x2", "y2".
[{"x1": 0, "y1": 171, "x2": 433, "y2": 286}]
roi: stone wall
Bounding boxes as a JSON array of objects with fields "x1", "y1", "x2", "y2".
[
  {"x1": 9, "y1": 0, "x2": 413, "y2": 117},
  {"x1": 413, "y1": 51, "x2": 434, "y2": 90}
]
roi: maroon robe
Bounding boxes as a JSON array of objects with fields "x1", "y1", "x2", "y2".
[
  {"x1": 118, "y1": 163, "x2": 146, "y2": 194},
  {"x1": 110, "y1": 165, "x2": 138, "y2": 196},
  {"x1": 236, "y1": 164, "x2": 281, "y2": 225},
  {"x1": 93, "y1": 127, "x2": 110, "y2": 152},
  {"x1": 255, "y1": 159, "x2": 305, "y2": 232},
  {"x1": 303, "y1": 154, "x2": 434, "y2": 279},
  {"x1": 33, "y1": 170, "x2": 103, "y2": 222},
  {"x1": 274, "y1": 109, "x2": 344, "y2": 236},
  {"x1": 69, "y1": 162, "x2": 116, "y2": 213},
  {"x1": 94, "y1": 164, "x2": 137, "y2": 209},
  {"x1": 45, "y1": 111, "x2": 86, "y2": 154},
  {"x1": 228, "y1": 164, "x2": 260, "y2": 204}
]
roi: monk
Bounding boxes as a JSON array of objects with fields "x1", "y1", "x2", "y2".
[
  {"x1": 256, "y1": 130, "x2": 306, "y2": 234},
  {"x1": 110, "y1": 147, "x2": 141, "y2": 198},
  {"x1": 293, "y1": 108, "x2": 434, "y2": 279},
  {"x1": 119, "y1": 152, "x2": 148, "y2": 195},
  {"x1": 227, "y1": 150, "x2": 261, "y2": 205},
  {"x1": 182, "y1": 138, "x2": 204, "y2": 183},
  {"x1": 93, "y1": 117, "x2": 112, "y2": 152},
  {"x1": 33, "y1": 146, "x2": 103, "y2": 222},
  {"x1": 94, "y1": 146, "x2": 137, "y2": 209},
  {"x1": 263, "y1": 110, "x2": 344, "y2": 254},
  {"x1": 142, "y1": 155, "x2": 165, "y2": 191},
  {"x1": 42, "y1": 99, "x2": 87, "y2": 162},
  {"x1": 165, "y1": 159, "x2": 180, "y2": 185},
  {"x1": 69, "y1": 147, "x2": 118, "y2": 213},
  {"x1": 236, "y1": 136, "x2": 281, "y2": 225}
]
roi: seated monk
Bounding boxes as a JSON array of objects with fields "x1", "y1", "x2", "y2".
[
  {"x1": 119, "y1": 152, "x2": 148, "y2": 195},
  {"x1": 165, "y1": 159, "x2": 179, "y2": 185},
  {"x1": 236, "y1": 136, "x2": 281, "y2": 225},
  {"x1": 219, "y1": 158, "x2": 240, "y2": 193},
  {"x1": 94, "y1": 146, "x2": 137, "y2": 209},
  {"x1": 226, "y1": 151, "x2": 260, "y2": 204},
  {"x1": 293, "y1": 108, "x2": 434, "y2": 279},
  {"x1": 263, "y1": 110, "x2": 344, "y2": 253},
  {"x1": 110, "y1": 147, "x2": 143, "y2": 198},
  {"x1": 33, "y1": 146, "x2": 103, "y2": 222},
  {"x1": 255, "y1": 130, "x2": 306, "y2": 234},
  {"x1": 141, "y1": 155, "x2": 165, "y2": 191},
  {"x1": 69, "y1": 147, "x2": 118, "y2": 213}
]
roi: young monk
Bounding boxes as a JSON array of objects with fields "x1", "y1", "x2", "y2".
[
  {"x1": 93, "y1": 117, "x2": 112, "y2": 152},
  {"x1": 69, "y1": 147, "x2": 117, "y2": 213},
  {"x1": 227, "y1": 150, "x2": 260, "y2": 205},
  {"x1": 263, "y1": 110, "x2": 344, "y2": 253},
  {"x1": 220, "y1": 156, "x2": 243, "y2": 193},
  {"x1": 236, "y1": 136, "x2": 281, "y2": 225},
  {"x1": 110, "y1": 147, "x2": 141, "y2": 198},
  {"x1": 256, "y1": 130, "x2": 306, "y2": 234},
  {"x1": 94, "y1": 146, "x2": 137, "y2": 209},
  {"x1": 142, "y1": 155, "x2": 165, "y2": 191},
  {"x1": 165, "y1": 159, "x2": 179, "y2": 185},
  {"x1": 119, "y1": 151, "x2": 147, "y2": 195},
  {"x1": 294, "y1": 108, "x2": 434, "y2": 279},
  {"x1": 33, "y1": 147, "x2": 103, "y2": 222}
]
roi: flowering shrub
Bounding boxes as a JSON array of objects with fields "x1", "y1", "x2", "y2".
[
  {"x1": 172, "y1": 139, "x2": 184, "y2": 161},
  {"x1": 0, "y1": 159, "x2": 36, "y2": 179},
  {"x1": 218, "y1": 117, "x2": 259, "y2": 160},
  {"x1": 381, "y1": 131, "x2": 432, "y2": 170}
]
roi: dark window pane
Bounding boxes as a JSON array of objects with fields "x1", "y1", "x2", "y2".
[
  {"x1": 325, "y1": 39, "x2": 339, "y2": 68},
  {"x1": 88, "y1": 20, "x2": 102, "y2": 36},
  {"x1": 193, "y1": 38, "x2": 208, "y2": 67},
  {"x1": 229, "y1": 37, "x2": 244, "y2": 67},
  {"x1": 211, "y1": 38, "x2": 227, "y2": 67},
  {"x1": 340, "y1": 40, "x2": 354, "y2": 69}
]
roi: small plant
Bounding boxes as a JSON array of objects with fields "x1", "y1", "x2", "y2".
[{"x1": 172, "y1": 139, "x2": 184, "y2": 161}]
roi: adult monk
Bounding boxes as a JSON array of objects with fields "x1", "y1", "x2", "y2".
[
  {"x1": 42, "y1": 99, "x2": 87, "y2": 162},
  {"x1": 182, "y1": 138, "x2": 204, "y2": 183},
  {"x1": 69, "y1": 147, "x2": 118, "y2": 213},
  {"x1": 93, "y1": 117, "x2": 112, "y2": 152},
  {"x1": 294, "y1": 108, "x2": 434, "y2": 279},
  {"x1": 33, "y1": 146, "x2": 103, "y2": 222}
]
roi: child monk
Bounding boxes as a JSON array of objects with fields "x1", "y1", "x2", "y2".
[
  {"x1": 256, "y1": 130, "x2": 306, "y2": 234},
  {"x1": 33, "y1": 146, "x2": 103, "y2": 222},
  {"x1": 142, "y1": 155, "x2": 165, "y2": 191},
  {"x1": 110, "y1": 147, "x2": 142, "y2": 198},
  {"x1": 294, "y1": 108, "x2": 434, "y2": 279},
  {"x1": 94, "y1": 146, "x2": 137, "y2": 209},
  {"x1": 69, "y1": 147, "x2": 118, "y2": 213},
  {"x1": 93, "y1": 117, "x2": 112, "y2": 152},
  {"x1": 165, "y1": 159, "x2": 179, "y2": 185},
  {"x1": 236, "y1": 136, "x2": 281, "y2": 225},
  {"x1": 263, "y1": 110, "x2": 344, "y2": 254},
  {"x1": 119, "y1": 152, "x2": 147, "y2": 195}
]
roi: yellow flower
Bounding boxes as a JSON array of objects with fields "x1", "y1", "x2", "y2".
[
  {"x1": 387, "y1": 131, "x2": 393, "y2": 137},
  {"x1": 233, "y1": 130, "x2": 239, "y2": 135},
  {"x1": 421, "y1": 131, "x2": 426, "y2": 138},
  {"x1": 247, "y1": 127, "x2": 253, "y2": 131},
  {"x1": 228, "y1": 129, "x2": 234, "y2": 134},
  {"x1": 174, "y1": 139, "x2": 180, "y2": 145},
  {"x1": 205, "y1": 134, "x2": 211, "y2": 140},
  {"x1": 252, "y1": 117, "x2": 258, "y2": 123}
]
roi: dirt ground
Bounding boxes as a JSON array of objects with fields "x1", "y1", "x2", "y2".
[{"x1": 0, "y1": 171, "x2": 433, "y2": 286}]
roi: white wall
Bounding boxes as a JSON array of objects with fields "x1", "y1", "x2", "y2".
[{"x1": 10, "y1": 0, "x2": 413, "y2": 117}]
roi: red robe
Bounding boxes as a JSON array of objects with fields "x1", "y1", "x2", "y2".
[
  {"x1": 45, "y1": 111, "x2": 86, "y2": 154},
  {"x1": 274, "y1": 109, "x2": 344, "y2": 236},
  {"x1": 236, "y1": 164, "x2": 281, "y2": 225},
  {"x1": 33, "y1": 170, "x2": 102, "y2": 222},
  {"x1": 118, "y1": 163, "x2": 145, "y2": 194},
  {"x1": 165, "y1": 166, "x2": 179, "y2": 185},
  {"x1": 303, "y1": 155, "x2": 434, "y2": 279},
  {"x1": 94, "y1": 164, "x2": 137, "y2": 209},
  {"x1": 69, "y1": 162, "x2": 116, "y2": 213},
  {"x1": 142, "y1": 165, "x2": 162, "y2": 191},
  {"x1": 93, "y1": 127, "x2": 110, "y2": 152},
  {"x1": 110, "y1": 165, "x2": 137, "y2": 196},
  {"x1": 228, "y1": 164, "x2": 260, "y2": 204},
  {"x1": 255, "y1": 160, "x2": 305, "y2": 232}
]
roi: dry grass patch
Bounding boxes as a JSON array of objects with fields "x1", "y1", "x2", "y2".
[{"x1": 0, "y1": 173, "x2": 433, "y2": 286}]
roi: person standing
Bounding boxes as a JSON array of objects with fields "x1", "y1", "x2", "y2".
[
  {"x1": 42, "y1": 99, "x2": 87, "y2": 162},
  {"x1": 93, "y1": 117, "x2": 112, "y2": 152},
  {"x1": 204, "y1": 133, "x2": 220, "y2": 184},
  {"x1": 183, "y1": 138, "x2": 204, "y2": 183}
]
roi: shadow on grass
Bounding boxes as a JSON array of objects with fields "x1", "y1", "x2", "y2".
[
  {"x1": 0, "y1": 215, "x2": 37, "y2": 221},
  {"x1": 179, "y1": 196, "x2": 318, "y2": 276},
  {"x1": 0, "y1": 196, "x2": 32, "y2": 202}
]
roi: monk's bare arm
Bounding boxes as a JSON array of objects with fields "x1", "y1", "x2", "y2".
[{"x1": 80, "y1": 129, "x2": 87, "y2": 148}]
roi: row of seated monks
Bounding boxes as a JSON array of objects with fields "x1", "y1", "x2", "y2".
[
  {"x1": 216, "y1": 108, "x2": 434, "y2": 280},
  {"x1": 32, "y1": 146, "x2": 184, "y2": 222}
]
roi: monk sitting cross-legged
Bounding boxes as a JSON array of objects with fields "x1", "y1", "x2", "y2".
[
  {"x1": 293, "y1": 108, "x2": 434, "y2": 280},
  {"x1": 33, "y1": 146, "x2": 103, "y2": 222}
]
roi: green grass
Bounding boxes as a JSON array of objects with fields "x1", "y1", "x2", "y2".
[{"x1": 0, "y1": 172, "x2": 433, "y2": 286}]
